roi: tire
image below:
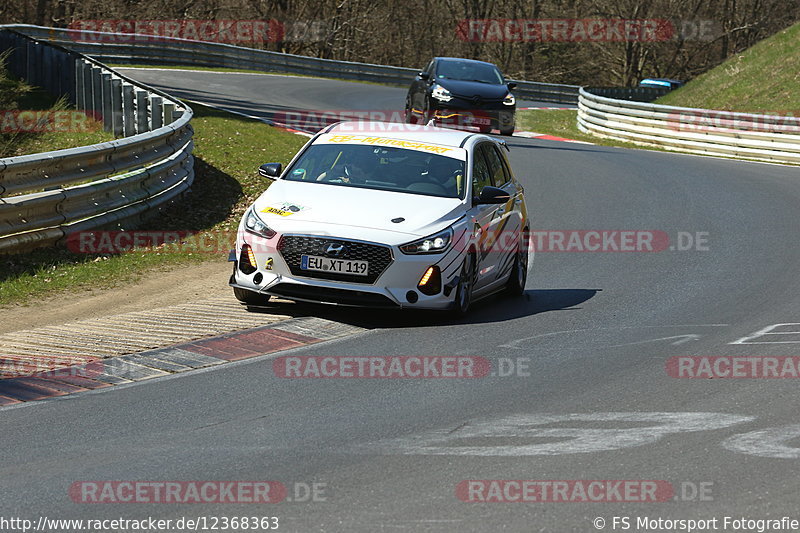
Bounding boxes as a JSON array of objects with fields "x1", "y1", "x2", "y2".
[
  {"x1": 451, "y1": 253, "x2": 476, "y2": 317},
  {"x1": 504, "y1": 229, "x2": 529, "y2": 296},
  {"x1": 499, "y1": 111, "x2": 515, "y2": 136},
  {"x1": 233, "y1": 286, "x2": 272, "y2": 306}
]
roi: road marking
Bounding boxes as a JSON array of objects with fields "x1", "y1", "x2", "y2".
[
  {"x1": 731, "y1": 323, "x2": 800, "y2": 344},
  {"x1": 361, "y1": 412, "x2": 753, "y2": 456},
  {"x1": 722, "y1": 424, "x2": 800, "y2": 459},
  {"x1": 501, "y1": 325, "x2": 729, "y2": 349},
  {"x1": 609, "y1": 334, "x2": 702, "y2": 347}
]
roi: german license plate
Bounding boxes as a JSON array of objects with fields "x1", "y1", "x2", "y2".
[
  {"x1": 470, "y1": 116, "x2": 491, "y2": 125},
  {"x1": 301, "y1": 255, "x2": 369, "y2": 276}
]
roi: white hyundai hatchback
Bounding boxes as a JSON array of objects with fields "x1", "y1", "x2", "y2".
[{"x1": 229, "y1": 121, "x2": 530, "y2": 316}]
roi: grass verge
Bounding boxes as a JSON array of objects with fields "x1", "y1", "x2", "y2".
[
  {"x1": 656, "y1": 22, "x2": 800, "y2": 112},
  {"x1": 516, "y1": 109, "x2": 659, "y2": 150},
  {"x1": 0, "y1": 103, "x2": 307, "y2": 306}
]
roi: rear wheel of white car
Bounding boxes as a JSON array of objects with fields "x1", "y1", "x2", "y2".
[
  {"x1": 233, "y1": 287, "x2": 272, "y2": 306},
  {"x1": 505, "y1": 229, "x2": 529, "y2": 296},
  {"x1": 451, "y1": 253, "x2": 475, "y2": 317}
]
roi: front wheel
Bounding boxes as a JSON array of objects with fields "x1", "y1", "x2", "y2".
[
  {"x1": 500, "y1": 125, "x2": 515, "y2": 136},
  {"x1": 451, "y1": 253, "x2": 475, "y2": 317},
  {"x1": 233, "y1": 286, "x2": 272, "y2": 306}
]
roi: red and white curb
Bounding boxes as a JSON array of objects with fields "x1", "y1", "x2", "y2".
[{"x1": 0, "y1": 316, "x2": 363, "y2": 405}]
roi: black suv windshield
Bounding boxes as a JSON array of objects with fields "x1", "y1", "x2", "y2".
[{"x1": 436, "y1": 60, "x2": 504, "y2": 84}]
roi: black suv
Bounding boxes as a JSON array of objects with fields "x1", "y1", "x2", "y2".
[{"x1": 405, "y1": 57, "x2": 517, "y2": 136}]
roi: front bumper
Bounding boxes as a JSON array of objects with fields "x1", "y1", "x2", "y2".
[
  {"x1": 230, "y1": 233, "x2": 466, "y2": 310},
  {"x1": 429, "y1": 100, "x2": 515, "y2": 131}
]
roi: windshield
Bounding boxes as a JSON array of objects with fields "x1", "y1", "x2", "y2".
[
  {"x1": 283, "y1": 140, "x2": 467, "y2": 199},
  {"x1": 436, "y1": 60, "x2": 504, "y2": 84}
]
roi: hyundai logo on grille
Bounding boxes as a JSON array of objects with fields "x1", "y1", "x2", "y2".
[{"x1": 324, "y1": 243, "x2": 347, "y2": 257}]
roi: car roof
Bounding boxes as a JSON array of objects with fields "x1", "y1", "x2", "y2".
[
  {"x1": 434, "y1": 57, "x2": 499, "y2": 68},
  {"x1": 321, "y1": 122, "x2": 478, "y2": 148}
]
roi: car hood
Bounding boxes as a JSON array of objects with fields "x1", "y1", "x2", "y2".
[
  {"x1": 252, "y1": 180, "x2": 465, "y2": 242},
  {"x1": 436, "y1": 79, "x2": 509, "y2": 100}
]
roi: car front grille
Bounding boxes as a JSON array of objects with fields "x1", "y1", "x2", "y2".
[{"x1": 277, "y1": 235, "x2": 393, "y2": 284}]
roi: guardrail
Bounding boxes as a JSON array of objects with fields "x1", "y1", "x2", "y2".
[
  {"x1": 578, "y1": 87, "x2": 800, "y2": 164},
  {"x1": 585, "y1": 86, "x2": 670, "y2": 102},
  {"x1": 7, "y1": 24, "x2": 580, "y2": 104},
  {"x1": 0, "y1": 28, "x2": 194, "y2": 253}
]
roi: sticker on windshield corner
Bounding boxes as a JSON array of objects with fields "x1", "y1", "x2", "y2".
[
  {"x1": 265, "y1": 257, "x2": 274, "y2": 270},
  {"x1": 261, "y1": 202, "x2": 308, "y2": 217}
]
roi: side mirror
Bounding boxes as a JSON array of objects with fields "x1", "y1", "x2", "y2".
[
  {"x1": 507, "y1": 81, "x2": 517, "y2": 90},
  {"x1": 475, "y1": 186, "x2": 511, "y2": 205},
  {"x1": 259, "y1": 163, "x2": 282, "y2": 179},
  {"x1": 418, "y1": 71, "x2": 430, "y2": 80}
]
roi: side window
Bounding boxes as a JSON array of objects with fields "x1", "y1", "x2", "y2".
[
  {"x1": 497, "y1": 148, "x2": 515, "y2": 184},
  {"x1": 483, "y1": 145, "x2": 509, "y2": 187},
  {"x1": 472, "y1": 145, "x2": 493, "y2": 196}
]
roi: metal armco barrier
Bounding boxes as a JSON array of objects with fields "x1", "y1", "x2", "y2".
[
  {"x1": 8, "y1": 25, "x2": 580, "y2": 104},
  {"x1": 578, "y1": 87, "x2": 800, "y2": 164},
  {"x1": 0, "y1": 28, "x2": 194, "y2": 253}
]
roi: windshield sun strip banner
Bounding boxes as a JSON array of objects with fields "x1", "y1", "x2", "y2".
[{"x1": 316, "y1": 134, "x2": 467, "y2": 160}]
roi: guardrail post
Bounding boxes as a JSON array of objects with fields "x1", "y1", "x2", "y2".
[
  {"x1": 111, "y1": 77, "x2": 123, "y2": 137},
  {"x1": 42, "y1": 46, "x2": 54, "y2": 93},
  {"x1": 135, "y1": 89, "x2": 149, "y2": 133},
  {"x1": 38, "y1": 43, "x2": 48, "y2": 90},
  {"x1": 64, "y1": 51, "x2": 76, "y2": 105},
  {"x1": 122, "y1": 83, "x2": 135, "y2": 137},
  {"x1": 91, "y1": 66, "x2": 102, "y2": 117},
  {"x1": 101, "y1": 72, "x2": 113, "y2": 132},
  {"x1": 163, "y1": 102, "x2": 176, "y2": 125},
  {"x1": 81, "y1": 60, "x2": 92, "y2": 112},
  {"x1": 25, "y1": 40, "x2": 34, "y2": 82},
  {"x1": 150, "y1": 96, "x2": 163, "y2": 129},
  {"x1": 74, "y1": 58, "x2": 85, "y2": 110}
]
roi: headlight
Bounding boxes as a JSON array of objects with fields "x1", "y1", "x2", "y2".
[
  {"x1": 244, "y1": 208, "x2": 276, "y2": 239},
  {"x1": 431, "y1": 84, "x2": 452, "y2": 102},
  {"x1": 400, "y1": 228, "x2": 453, "y2": 255},
  {"x1": 503, "y1": 93, "x2": 516, "y2": 106}
]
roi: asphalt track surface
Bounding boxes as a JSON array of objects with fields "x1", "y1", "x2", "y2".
[{"x1": 3, "y1": 70, "x2": 800, "y2": 533}]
